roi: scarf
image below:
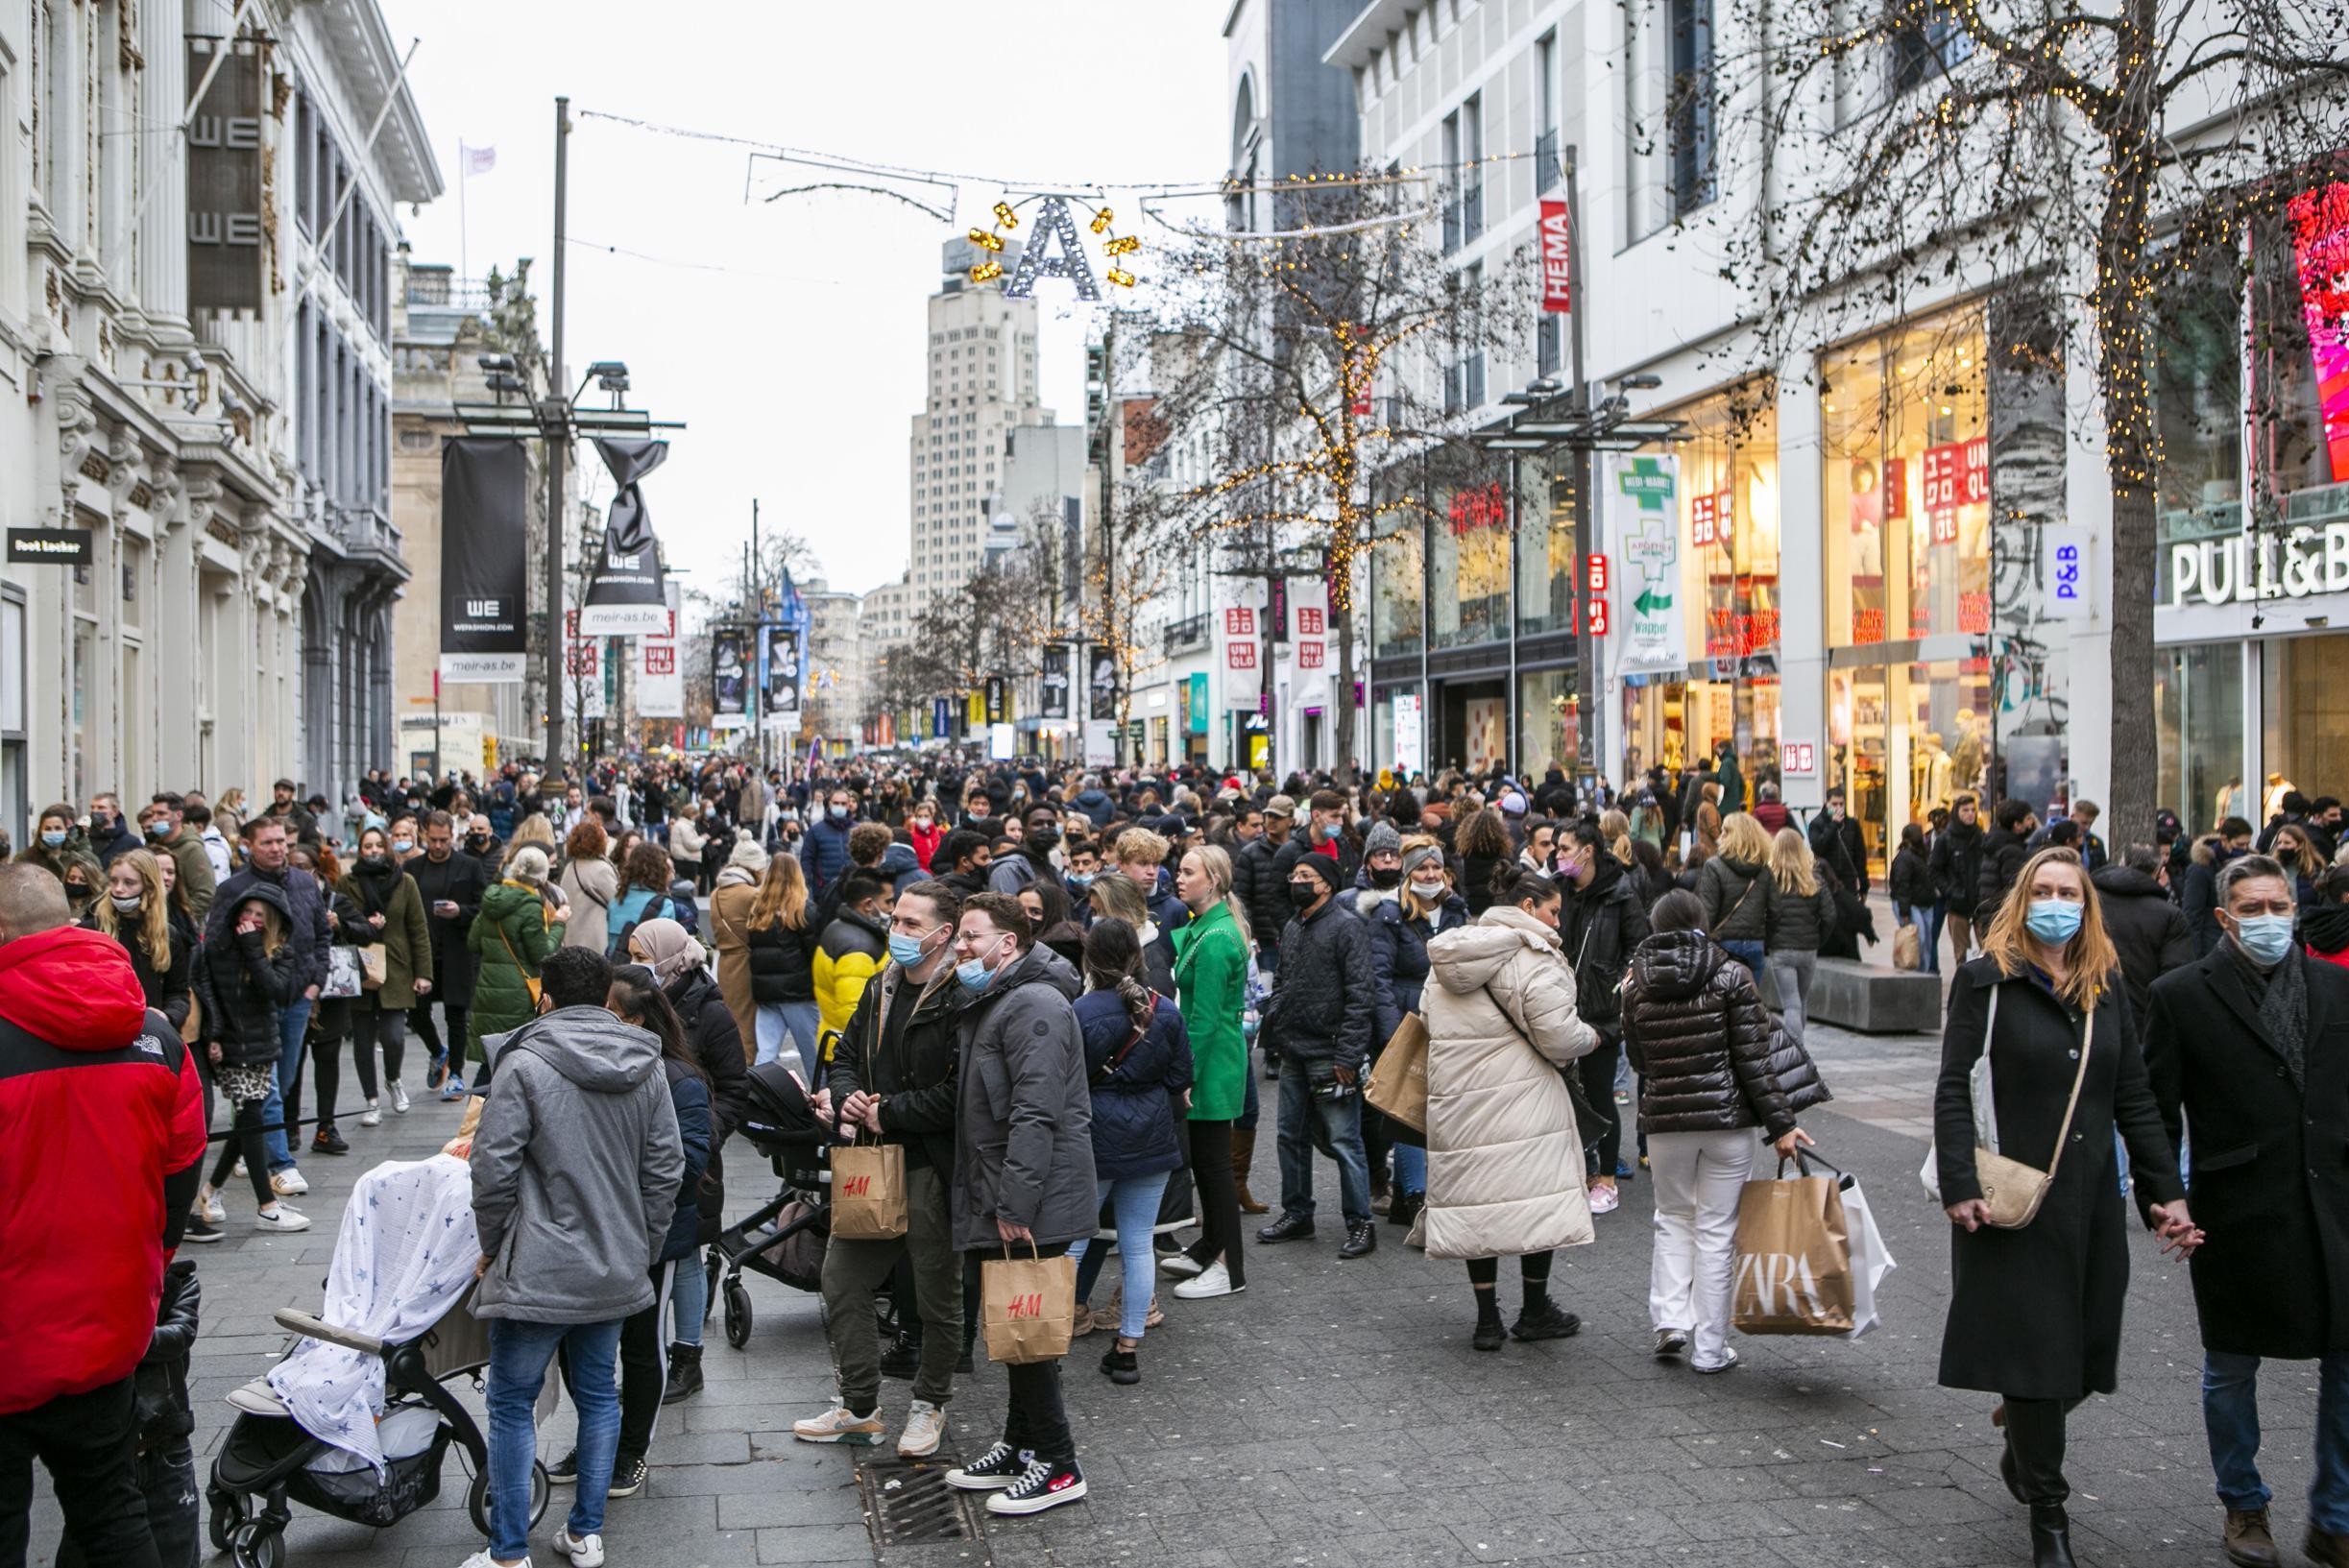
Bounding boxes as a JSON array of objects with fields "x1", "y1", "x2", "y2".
[
  {"x1": 632, "y1": 916, "x2": 704, "y2": 984},
  {"x1": 2231, "y1": 937, "x2": 2309, "y2": 1089},
  {"x1": 2304, "y1": 903, "x2": 2349, "y2": 958}
]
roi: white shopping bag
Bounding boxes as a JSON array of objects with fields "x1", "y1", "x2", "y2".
[{"x1": 1840, "y1": 1178, "x2": 1897, "y2": 1339}]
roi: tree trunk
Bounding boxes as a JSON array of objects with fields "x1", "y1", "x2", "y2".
[
  {"x1": 2098, "y1": 86, "x2": 2161, "y2": 840},
  {"x1": 1335, "y1": 594, "x2": 1360, "y2": 783}
]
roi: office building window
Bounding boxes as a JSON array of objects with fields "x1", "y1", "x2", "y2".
[
  {"x1": 1537, "y1": 33, "x2": 1561, "y2": 193},
  {"x1": 1668, "y1": 0, "x2": 1715, "y2": 216}
]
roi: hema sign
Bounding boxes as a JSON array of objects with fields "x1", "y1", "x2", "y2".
[{"x1": 2168, "y1": 520, "x2": 2349, "y2": 607}]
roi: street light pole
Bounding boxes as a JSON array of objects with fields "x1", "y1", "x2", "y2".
[{"x1": 545, "y1": 95, "x2": 571, "y2": 771}]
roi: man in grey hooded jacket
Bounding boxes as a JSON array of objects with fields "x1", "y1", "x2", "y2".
[{"x1": 466, "y1": 946, "x2": 683, "y2": 1568}]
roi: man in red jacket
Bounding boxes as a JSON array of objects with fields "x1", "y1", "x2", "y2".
[{"x1": 0, "y1": 863, "x2": 206, "y2": 1568}]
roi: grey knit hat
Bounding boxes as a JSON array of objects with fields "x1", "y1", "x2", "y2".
[
  {"x1": 1364, "y1": 820, "x2": 1403, "y2": 858},
  {"x1": 1401, "y1": 843, "x2": 1443, "y2": 880}
]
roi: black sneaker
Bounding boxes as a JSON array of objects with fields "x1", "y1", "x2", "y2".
[
  {"x1": 945, "y1": 1442, "x2": 1028, "y2": 1490},
  {"x1": 1338, "y1": 1220, "x2": 1378, "y2": 1260},
  {"x1": 1098, "y1": 1346, "x2": 1139, "y2": 1386},
  {"x1": 1255, "y1": 1213, "x2": 1316, "y2": 1244},
  {"x1": 605, "y1": 1455, "x2": 647, "y2": 1498},
  {"x1": 956, "y1": 1339, "x2": 977, "y2": 1375},
  {"x1": 181, "y1": 1216, "x2": 224, "y2": 1244},
  {"x1": 984, "y1": 1457, "x2": 1086, "y2": 1516},
  {"x1": 546, "y1": 1449, "x2": 579, "y2": 1486},
  {"x1": 1472, "y1": 1317, "x2": 1507, "y2": 1353},
  {"x1": 1509, "y1": 1302, "x2": 1581, "y2": 1342},
  {"x1": 878, "y1": 1332, "x2": 920, "y2": 1381},
  {"x1": 311, "y1": 1126, "x2": 350, "y2": 1157}
]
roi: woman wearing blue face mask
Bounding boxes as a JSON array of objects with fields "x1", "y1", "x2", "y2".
[
  {"x1": 1935, "y1": 847, "x2": 2196, "y2": 1568},
  {"x1": 12, "y1": 804, "x2": 84, "y2": 883}
]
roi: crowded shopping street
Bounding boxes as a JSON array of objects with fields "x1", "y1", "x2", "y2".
[{"x1": 8, "y1": 2, "x2": 2349, "y2": 1567}]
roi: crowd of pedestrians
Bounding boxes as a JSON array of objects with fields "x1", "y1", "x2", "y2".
[{"x1": 13, "y1": 751, "x2": 2349, "y2": 1568}]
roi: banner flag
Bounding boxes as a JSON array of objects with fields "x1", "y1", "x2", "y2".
[
  {"x1": 439, "y1": 438, "x2": 529, "y2": 684},
  {"x1": 580, "y1": 439, "x2": 669, "y2": 635}
]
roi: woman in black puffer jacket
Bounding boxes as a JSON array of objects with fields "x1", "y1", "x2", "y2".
[
  {"x1": 622, "y1": 917, "x2": 748, "y2": 1405},
  {"x1": 1622, "y1": 889, "x2": 1828, "y2": 1375},
  {"x1": 194, "y1": 883, "x2": 306, "y2": 1232}
]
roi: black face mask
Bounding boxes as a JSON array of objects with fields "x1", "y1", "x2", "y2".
[
  {"x1": 1028, "y1": 827, "x2": 1059, "y2": 852},
  {"x1": 467, "y1": 834, "x2": 491, "y2": 850},
  {"x1": 1368, "y1": 866, "x2": 1402, "y2": 889},
  {"x1": 1288, "y1": 880, "x2": 1322, "y2": 908}
]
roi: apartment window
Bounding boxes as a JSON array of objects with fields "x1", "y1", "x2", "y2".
[
  {"x1": 1441, "y1": 109, "x2": 1463, "y2": 253},
  {"x1": 1463, "y1": 263, "x2": 1486, "y2": 410},
  {"x1": 1538, "y1": 314, "x2": 1562, "y2": 378},
  {"x1": 1462, "y1": 95, "x2": 1484, "y2": 241},
  {"x1": 1891, "y1": 6, "x2": 1975, "y2": 96},
  {"x1": 1537, "y1": 34, "x2": 1562, "y2": 193},
  {"x1": 1667, "y1": 0, "x2": 1716, "y2": 216}
]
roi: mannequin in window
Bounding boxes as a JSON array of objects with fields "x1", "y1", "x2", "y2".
[
  {"x1": 1913, "y1": 732, "x2": 1954, "y2": 813},
  {"x1": 1949, "y1": 710, "x2": 1984, "y2": 797}
]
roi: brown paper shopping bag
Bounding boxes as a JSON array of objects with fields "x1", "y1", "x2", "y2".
[
  {"x1": 1364, "y1": 1013, "x2": 1430, "y2": 1133},
  {"x1": 828, "y1": 1139, "x2": 908, "y2": 1240},
  {"x1": 981, "y1": 1243, "x2": 1078, "y2": 1365},
  {"x1": 1730, "y1": 1161, "x2": 1855, "y2": 1336}
]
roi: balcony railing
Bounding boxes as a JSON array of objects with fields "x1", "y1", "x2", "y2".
[{"x1": 1163, "y1": 612, "x2": 1210, "y2": 656}]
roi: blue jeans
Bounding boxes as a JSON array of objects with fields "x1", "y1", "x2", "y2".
[
  {"x1": 1719, "y1": 939, "x2": 1765, "y2": 980},
  {"x1": 1391, "y1": 1142, "x2": 1426, "y2": 1195},
  {"x1": 1238, "y1": 1046, "x2": 1260, "y2": 1132},
  {"x1": 755, "y1": 1001, "x2": 823, "y2": 1078},
  {"x1": 2203, "y1": 1349, "x2": 2349, "y2": 1530},
  {"x1": 1275, "y1": 1058, "x2": 1372, "y2": 1226},
  {"x1": 670, "y1": 1246, "x2": 707, "y2": 1348},
  {"x1": 487, "y1": 1317, "x2": 623, "y2": 1559},
  {"x1": 263, "y1": 997, "x2": 314, "y2": 1171},
  {"x1": 1070, "y1": 1171, "x2": 1174, "y2": 1339},
  {"x1": 1921, "y1": 901, "x2": 1947, "y2": 975}
]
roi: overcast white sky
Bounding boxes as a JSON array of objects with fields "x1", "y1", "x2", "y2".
[{"x1": 377, "y1": 0, "x2": 1230, "y2": 601}]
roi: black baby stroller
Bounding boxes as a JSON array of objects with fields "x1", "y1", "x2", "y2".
[
  {"x1": 206, "y1": 1280, "x2": 548, "y2": 1568},
  {"x1": 706, "y1": 1057, "x2": 833, "y2": 1349}
]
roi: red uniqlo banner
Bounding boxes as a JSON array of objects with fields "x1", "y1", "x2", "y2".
[
  {"x1": 1922, "y1": 438, "x2": 1989, "y2": 546},
  {"x1": 1538, "y1": 201, "x2": 1573, "y2": 313}
]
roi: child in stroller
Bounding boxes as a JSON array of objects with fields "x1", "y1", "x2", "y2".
[
  {"x1": 707, "y1": 1058, "x2": 834, "y2": 1348},
  {"x1": 207, "y1": 1156, "x2": 546, "y2": 1568}
]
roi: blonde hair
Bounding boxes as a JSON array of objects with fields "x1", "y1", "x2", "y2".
[
  {"x1": 503, "y1": 813, "x2": 557, "y2": 869},
  {"x1": 1717, "y1": 811, "x2": 1773, "y2": 865},
  {"x1": 1979, "y1": 848, "x2": 2120, "y2": 1011},
  {"x1": 1770, "y1": 827, "x2": 1818, "y2": 897},
  {"x1": 1598, "y1": 808, "x2": 1633, "y2": 865},
  {"x1": 94, "y1": 848, "x2": 173, "y2": 969},
  {"x1": 1087, "y1": 870, "x2": 1151, "y2": 928},
  {"x1": 748, "y1": 851, "x2": 810, "y2": 932},
  {"x1": 1397, "y1": 832, "x2": 1450, "y2": 921},
  {"x1": 1114, "y1": 827, "x2": 1171, "y2": 869},
  {"x1": 1179, "y1": 843, "x2": 1251, "y2": 945},
  {"x1": 2272, "y1": 826, "x2": 2324, "y2": 882}
]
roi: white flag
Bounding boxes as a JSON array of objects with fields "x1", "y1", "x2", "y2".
[{"x1": 462, "y1": 143, "x2": 496, "y2": 177}]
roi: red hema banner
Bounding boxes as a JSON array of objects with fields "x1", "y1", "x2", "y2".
[{"x1": 1538, "y1": 201, "x2": 1574, "y2": 313}]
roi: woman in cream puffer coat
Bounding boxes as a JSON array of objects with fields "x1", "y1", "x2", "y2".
[{"x1": 1421, "y1": 861, "x2": 1601, "y2": 1352}]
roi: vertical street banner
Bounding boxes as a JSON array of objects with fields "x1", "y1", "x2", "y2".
[
  {"x1": 1290, "y1": 578, "x2": 1329, "y2": 677},
  {"x1": 1221, "y1": 603, "x2": 1261, "y2": 704},
  {"x1": 712, "y1": 627, "x2": 750, "y2": 730},
  {"x1": 983, "y1": 674, "x2": 1011, "y2": 725},
  {"x1": 763, "y1": 624, "x2": 803, "y2": 725},
  {"x1": 186, "y1": 35, "x2": 265, "y2": 311},
  {"x1": 932, "y1": 696, "x2": 952, "y2": 739},
  {"x1": 579, "y1": 439, "x2": 670, "y2": 634},
  {"x1": 1087, "y1": 647, "x2": 1117, "y2": 720},
  {"x1": 1605, "y1": 452, "x2": 1683, "y2": 675},
  {"x1": 1039, "y1": 645, "x2": 1071, "y2": 719},
  {"x1": 1538, "y1": 200, "x2": 1574, "y2": 313},
  {"x1": 637, "y1": 581, "x2": 684, "y2": 718},
  {"x1": 438, "y1": 438, "x2": 530, "y2": 684}
]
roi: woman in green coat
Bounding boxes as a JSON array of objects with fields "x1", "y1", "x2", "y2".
[
  {"x1": 333, "y1": 826, "x2": 434, "y2": 1123},
  {"x1": 1160, "y1": 845, "x2": 1251, "y2": 1301},
  {"x1": 464, "y1": 844, "x2": 568, "y2": 1092}
]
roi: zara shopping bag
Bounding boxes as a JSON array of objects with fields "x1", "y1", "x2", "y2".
[
  {"x1": 981, "y1": 1242, "x2": 1078, "y2": 1365},
  {"x1": 1731, "y1": 1153, "x2": 1856, "y2": 1336}
]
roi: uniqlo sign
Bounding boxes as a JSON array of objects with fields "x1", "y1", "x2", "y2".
[
  {"x1": 643, "y1": 645, "x2": 675, "y2": 676},
  {"x1": 1226, "y1": 641, "x2": 1257, "y2": 670},
  {"x1": 1538, "y1": 200, "x2": 1573, "y2": 313},
  {"x1": 1585, "y1": 554, "x2": 1610, "y2": 636},
  {"x1": 1298, "y1": 641, "x2": 1324, "y2": 669},
  {"x1": 1223, "y1": 607, "x2": 1255, "y2": 637},
  {"x1": 1296, "y1": 606, "x2": 1325, "y2": 636},
  {"x1": 1923, "y1": 438, "x2": 1989, "y2": 544}
]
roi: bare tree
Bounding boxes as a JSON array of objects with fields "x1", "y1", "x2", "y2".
[
  {"x1": 1707, "y1": 0, "x2": 2349, "y2": 829},
  {"x1": 1151, "y1": 175, "x2": 1537, "y2": 770}
]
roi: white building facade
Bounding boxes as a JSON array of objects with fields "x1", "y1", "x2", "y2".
[{"x1": 0, "y1": 0, "x2": 432, "y2": 842}]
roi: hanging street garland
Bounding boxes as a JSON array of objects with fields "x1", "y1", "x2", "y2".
[{"x1": 965, "y1": 194, "x2": 1140, "y2": 299}]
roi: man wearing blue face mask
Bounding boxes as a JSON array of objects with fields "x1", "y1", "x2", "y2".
[
  {"x1": 2146, "y1": 854, "x2": 2349, "y2": 1568},
  {"x1": 797, "y1": 880, "x2": 971, "y2": 1460}
]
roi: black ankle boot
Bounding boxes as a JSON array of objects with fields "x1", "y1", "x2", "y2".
[
  {"x1": 2029, "y1": 1504, "x2": 2075, "y2": 1568},
  {"x1": 878, "y1": 1330, "x2": 920, "y2": 1381},
  {"x1": 661, "y1": 1342, "x2": 703, "y2": 1405}
]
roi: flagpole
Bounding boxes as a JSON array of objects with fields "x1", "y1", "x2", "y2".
[{"x1": 459, "y1": 143, "x2": 469, "y2": 284}]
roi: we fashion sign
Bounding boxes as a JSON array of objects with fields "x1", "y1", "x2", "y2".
[{"x1": 438, "y1": 439, "x2": 530, "y2": 684}]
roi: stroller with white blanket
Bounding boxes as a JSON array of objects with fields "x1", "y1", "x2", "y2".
[{"x1": 206, "y1": 1155, "x2": 549, "y2": 1568}]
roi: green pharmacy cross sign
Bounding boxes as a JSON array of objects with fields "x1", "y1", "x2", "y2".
[{"x1": 1612, "y1": 455, "x2": 1682, "y2": 672}]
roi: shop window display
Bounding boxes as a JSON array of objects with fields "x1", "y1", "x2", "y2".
[
  {"x1": 1521, "y1": 461, "x2": 1577, "y2": 637},
  {"x1": 1371, "y1": 512, "x2": 1424, "y2": 659},
  {"x1": 2156, "y1": 643, "x2": 2246, "y2": 833},
  {"x1": 2152, "y1": 253, "x2": 2247, "y2": 605},
  {"x1": 2252, "y1": 180, "x2": 2349, "y2": 523},
  {"x1": 1430, "y1": 480, "x2": 1513, "y2": 649}
]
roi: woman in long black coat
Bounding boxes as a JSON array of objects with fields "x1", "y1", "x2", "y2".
[{"x1": 1935, "y1": 846, "x2": 2194, "y2": 1568}]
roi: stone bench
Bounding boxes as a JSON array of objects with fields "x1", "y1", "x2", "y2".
[{"x1": 1803, "y1": 956, "x2": 1944, "y2": 1034}]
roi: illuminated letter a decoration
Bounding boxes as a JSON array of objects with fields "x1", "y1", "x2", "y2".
[{"x1": 1003, "y1": 196, "x2": 1102, "y2": 302}]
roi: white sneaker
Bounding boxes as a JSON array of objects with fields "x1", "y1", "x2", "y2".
[
  {"x1": 1587, "y1": 1182, "x2": 1621, "y2": 1215},
  {"x1": 358, "y1": 1100, "x2": 382, "y2": 1128},
  {"x1": 198, "y1": 1184, "x2": 226, "y2": 1223},
  {"x1": 231, "y1": 1158, "x2": 247, "y2": 1178},
  {"x1": 454, "y1": 1552, "x2": 528, "y2": 1568},
  {"x1": 550, "y1": 1528, "x2": 603, "y2": 1568},
  {"x1": 898, "y1": 1399, "x2": 947, "y2": 1459},
  {"x1": 790, "y1": 1402, "x2": 884, "y2": 1445},
  {"x1": 271, "y1": 1167, "x2": 309, "y2": 1197},
  {"x1": 390, "y1": 1080, "x2": 410, "y2": 1115},
  {"x1": 1156, "y1": 1252, "x2": 1205, "y2": 1279},
  {"x1": 254, "y1": 1204, "x2": 310, "y2": 1232},
  {"x1": 1172, "y1": 1261, "x2": 1242, "y2": 1300}
]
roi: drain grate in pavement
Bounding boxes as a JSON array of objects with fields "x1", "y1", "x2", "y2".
[{"x1": 856, "y1": 1453, "x2": 990, "y2": 1553}]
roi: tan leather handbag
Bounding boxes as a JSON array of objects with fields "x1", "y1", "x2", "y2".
[{"x1": 1959, "y1": 984, "x2": 2095, "y2": 1230}]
